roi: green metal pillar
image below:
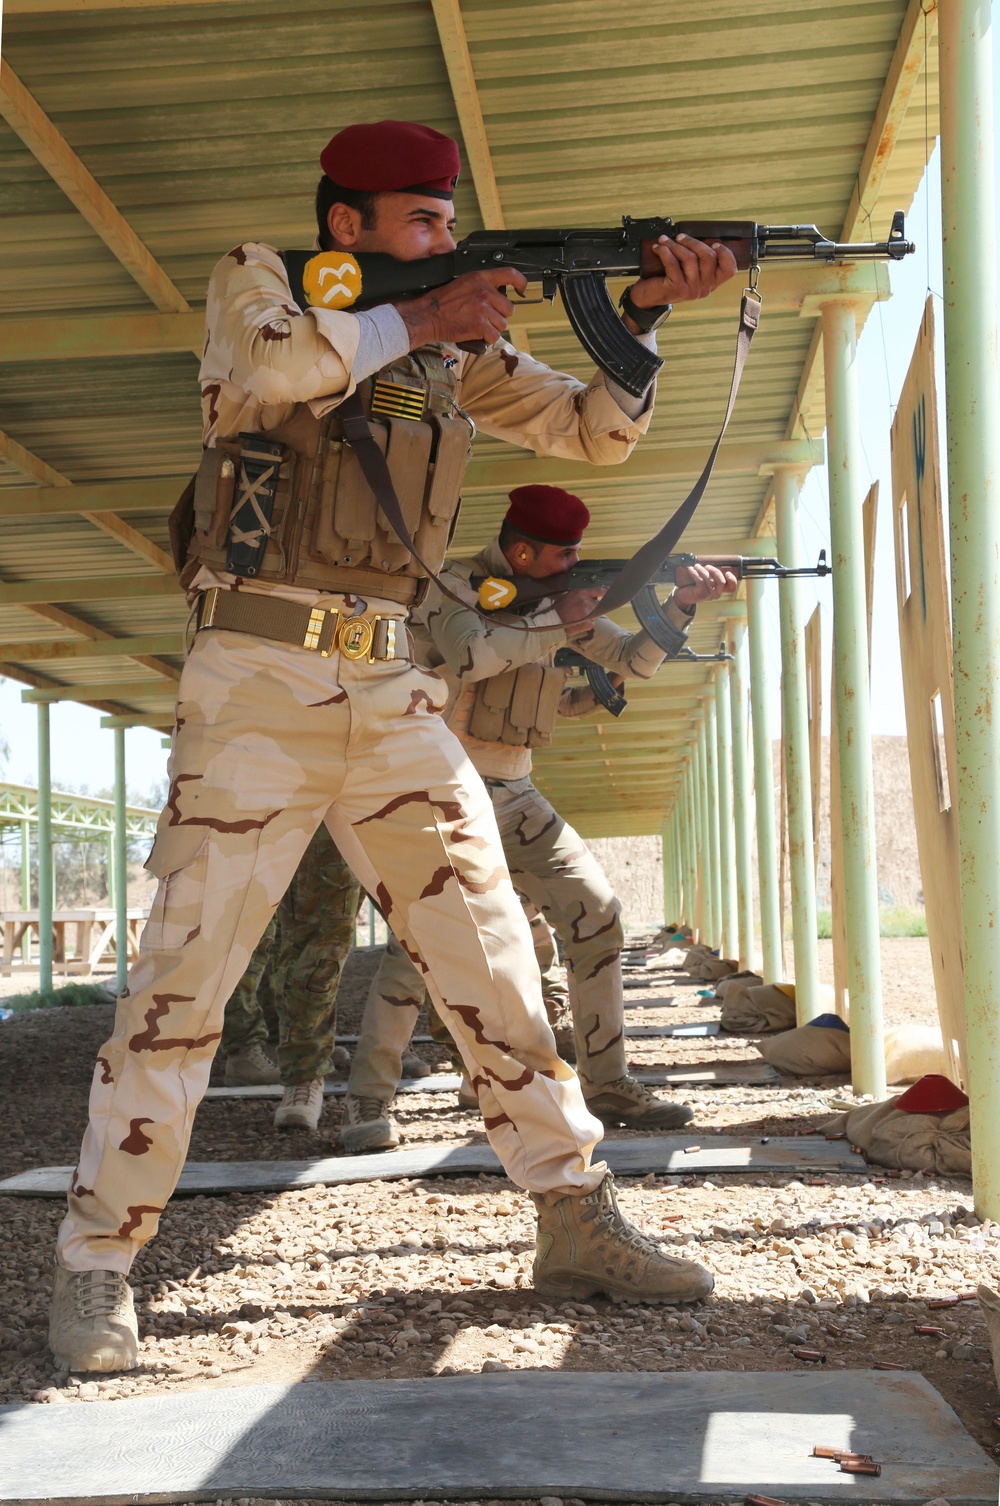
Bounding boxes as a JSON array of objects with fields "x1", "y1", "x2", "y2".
[
  {"x1": 684, "y1": 757, "x2": 699, "y2": 931},
  {"x1": 113, "y1": 727, "x2": 129, "y2": 994},
  {"x1": 20, "y1": 819, "x2": 31, "y2": 963},
  {"x1": 37, "y1": 704, "x2": 52, "y2": 993},
  {"x1": 940, "y1": 0, "x2": 1000, "y2": 1216},
  {"x1": 774, "y1": 467, "x2": 822, "y2": 1021},
  {"x1": 821, "y1": 300, "x2": 886, "y2": 1097},
  {"x1": 714, "y1": 664, "x2": 738, "y2": 960},
  {"x1": 725, "y1": 613, "x2": 756, "y2": 969},
  {"x1": 745, "y1": 575, "x2": 783, "y2": 981},
  {"x1": 704, "y1": 694, "x2": 724, "y2": 950},
  {"x1": 695, "y1": 715, "x2": 716, "y2": 947}
]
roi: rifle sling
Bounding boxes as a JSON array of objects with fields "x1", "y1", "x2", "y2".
[{"x1": 339, "y1": 288, "x2": 761, "y2": 631}]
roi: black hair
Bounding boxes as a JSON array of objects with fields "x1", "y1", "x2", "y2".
[
  {"x1": 498, "y1": 520, "x2": 542, "y2": 553},
  {"x1": 315, "y1": 177, "x2": 378, "y2": 247}
]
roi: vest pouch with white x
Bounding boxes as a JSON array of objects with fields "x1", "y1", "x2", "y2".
[{"x1": 226, "y1": 433, "x2": 285, "y2": 577}]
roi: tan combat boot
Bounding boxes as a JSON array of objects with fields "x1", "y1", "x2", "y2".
[
  {"x1": 49, "y1": 1265, "x2": 139, "y2": 1372},
  {"x1": 585, "y1": 1075, "x2": 694, "y2": 1130},
  {"x1": 531, "y1": 1172, "x2": 713, "y2": 1304},
  {"x1": 339, "y1": 1093, "x2": 401, "y2": 1153},
  {"x1": 224, "y1": 1041, "x2": 280, "y2": 1086}
]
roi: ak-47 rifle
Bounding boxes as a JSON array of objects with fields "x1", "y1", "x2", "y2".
[
  {"x1": 475, "y1": 550, "x2": 829, "y2": 654},
  {"x1": 283, "y1": 213, "x2": 914, "y2": 398},
  {"x1": 555, "y1": 642, "x2": 733, "y2": 717}
]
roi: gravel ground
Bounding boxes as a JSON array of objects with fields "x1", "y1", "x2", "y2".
[{"x1": 1, "y1": 936, "x2": 998, "y2": 1505}]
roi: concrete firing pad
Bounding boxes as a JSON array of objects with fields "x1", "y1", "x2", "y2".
[
  {"x1": 0, "y1": 1371, "x2": 994, "y2": 1504},
  {"x1": 201, "y1": 1062, "x2": 777, "y2": 1100},
  {"x1": 336, "y1": 1024, "x2": 721, "y2": 1041},
  {"x1": 0, "y1": 1134, "x2": 863, "y2": 1197}
]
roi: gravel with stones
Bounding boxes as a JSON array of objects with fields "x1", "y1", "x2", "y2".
[{"x1": 1, "y1": 936, "x2": 998, "y2": 1504}]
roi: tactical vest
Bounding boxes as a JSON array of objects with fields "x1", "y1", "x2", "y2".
[
  {"x1": 466, "y1": 662, "x2": 566, "y2": 748},
  {"x1": 174, "y1": 349, "x2": 471, "y2": 605}
]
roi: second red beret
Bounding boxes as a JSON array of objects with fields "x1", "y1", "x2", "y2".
[
  {"x1": 320, "y1": 120, "x2": 460, "y2": 198},
  {"x1": 505, "y1": 485, "x2": 591, "y2": 545}
]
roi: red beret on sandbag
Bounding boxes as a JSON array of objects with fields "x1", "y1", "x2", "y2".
[
  {"x1": 895, "y1": 1073, "x2": 969, "y2": 1115},
  {"x1": 505, "y1": 485, "x2": 591, "y2": 546},
  {"x1": 320, "y1": 121, "x2": 460, "y2": 198}
]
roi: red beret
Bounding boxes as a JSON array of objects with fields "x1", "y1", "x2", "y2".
[
  {"x1": 320, "y1": 121, "x2": 460, "y2": 199},
  {"x1": 505, "y1": 485, "x2": 591, "y2": 546}
]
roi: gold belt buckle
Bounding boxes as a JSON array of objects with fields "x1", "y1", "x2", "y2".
[
  {"x1": 337, "y1": 615, "x2": 375, "y2": 660},
  {"x1": 303, "y1": 605, "x2": 340, "y2": 656}
]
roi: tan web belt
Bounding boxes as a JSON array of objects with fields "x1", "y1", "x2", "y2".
[{"x1": 196, "y1": 588, "x2": 409, "y2": 663}]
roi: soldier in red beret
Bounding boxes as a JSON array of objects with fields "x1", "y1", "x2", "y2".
[
  {"x1": 343, "y1": 486, "x2": 735, "y2": 1147},
  {"x1": 50, "y1": 121, "x2": 737, "y2": 1371}
]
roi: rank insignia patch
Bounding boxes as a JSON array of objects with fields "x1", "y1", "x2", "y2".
[{"x1": 301, "y1": 252, "x2": 363, "y2": 309}]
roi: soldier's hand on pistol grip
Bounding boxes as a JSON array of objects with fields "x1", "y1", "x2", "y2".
[
  {"x1": 623, "y1": 233, "x2": 739, "y2": 327},
  {"x1": 556, "y1": 585, "x2": 606, "y2": 638},
  {"x1": 394, "y1": 267, "x2": 529, "y2": 349},
  {"x1": 672, "y1": 561, "x2": 739, "y2": 609}
]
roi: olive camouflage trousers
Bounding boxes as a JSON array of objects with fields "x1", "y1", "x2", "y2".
[
  {"x1": 220, "y1": 823, "x2": 362, "y2": 1083},
  {"x1": 348, "y1": 775, "x2": 627, "y2": 1102},
  {"x1": 57, "y1": 630, "x2": 604, "y2": 1274}
]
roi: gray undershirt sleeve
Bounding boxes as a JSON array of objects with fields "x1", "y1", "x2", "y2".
[
  {"x1": 604, "y1": 329, "x2": 659, "y2": 420},
  {"x1": 351, "y1": 305, "x2": 412, "y2": 383}
]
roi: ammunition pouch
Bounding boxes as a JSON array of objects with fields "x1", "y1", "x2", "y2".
[
  {"x1": 179, "y1": 347, "x2": 471, "y2": 600},
  {"x1": 467, "y1": 663, "x2": 565, "y2": 748}
]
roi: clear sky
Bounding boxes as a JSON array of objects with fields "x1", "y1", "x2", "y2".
[{"x1": 0, "y1": 52, "x2": 988, "y2": 798}]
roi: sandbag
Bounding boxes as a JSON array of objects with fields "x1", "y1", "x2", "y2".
[
  {"x1": 722, "y1": 981, "x2": 797, "y2": 1035},
  {"x1": 821, "y1": 1091, "x2": 971, "y2": 1176},
  {"x1": 659, "y1": 946, "x2": 688, "y2": 968},
  {"x1": 977, "y1": 1285, "x2": 1000, "y2": 1396},
  {"x1": 696, "y1": 956, "x2": 739, "y2": 982},
  {"x1": 883, "y1": 1023, "x2": 948, "y2": 1085},
  {"x1": 760, "y1": 1015, "x2": 852, "y2": 1075},
  {"x1": 715, "y1": 970, "x2": 763, "y2": 1001},
  {"x1": 682, "y1": 945, "x2": 712, "y2": 971}
]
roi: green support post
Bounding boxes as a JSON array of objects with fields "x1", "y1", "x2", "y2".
[
  {"x1": 683, "y1": 760, "x2": 698, "y2": 931},
  {"x1": 940, "y1": 0, "x2": 1000, "y2": 1217},
  {"x1": 774, "y1": 466, "x2": 822, "y2": 1021},
  {"x1": 745, "y1": 575, "x2": 783, "y2": 981},
  {"x1": 660, "y1": 821, "x2": 676, "y2": 926},
  {"x1": 714, "y1": 664, "x2": 739, "y2": 961},
  {"x1": 704, "y1": 696, "x2": 723, "y2": 950},
  {"x1": 113, "y1": 727, "x2": 129, "y2": 995},
  {"x1": 821, "y1": 301, "x2": 886, "y2": 1097},
  {"x1": 695, "y1": 718, "x2": 714, "y2": 947},
  {"x1": 725, "y1": 614, "x2": 756, "y2": 969},
  {"x1": 20, "y1": 819, "x2": 31, "y2": 964},
  {"x1": 37, "y1": 704, "x2": 52, "y2": 994}
]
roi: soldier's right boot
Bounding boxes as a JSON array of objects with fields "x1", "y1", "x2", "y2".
[
  {"x1": 224, "y1": 1042, "x2": 280, "y2": 1086},
  {"x1": 531, "y1": 1173, "x2": 713, "y2": 1304},
  {"x1": 339, "y1": 1093, "x2": 402, "y2": 1153},
  {"x1": 49, "y1": 1265, "x2": 139, "y2": 1372}
]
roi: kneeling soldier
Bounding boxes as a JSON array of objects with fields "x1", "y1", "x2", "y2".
[
  {"x1": 49, "y1": 120, "x2": 735, "y2": 1373},
  {"x1": 341, "y1": 486, "x2": 735, "y2": 1153}
]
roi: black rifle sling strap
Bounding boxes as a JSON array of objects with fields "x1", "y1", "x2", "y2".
[
  {"x1": 593, "y1": 287, "x2": 761, "y2": 619},
  {"x1": 338, "y1": 287, "x2": 761, "y2": 630}
]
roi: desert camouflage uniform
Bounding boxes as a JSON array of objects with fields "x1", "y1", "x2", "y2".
[
  {"x1": 347, "y1": 539, "x2": 692, "y2": 1101},
  {"x1": 57, "y1": 240, "x2": 656, "y2": 1275},
  {"x1": 220, "y1": 824, "x2": 362, "y2": 1082}
]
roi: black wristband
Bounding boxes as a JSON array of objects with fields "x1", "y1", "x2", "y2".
[{"x1": 619, "y1": 285, "x2": 672, "y2": 333}]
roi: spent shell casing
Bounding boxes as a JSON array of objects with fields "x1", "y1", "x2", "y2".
[
  {"x1": 792, "y1": 1347, "x2": 825, "y2": 1362},
  {"x1": 874, "y1": 1359, "x2": 906, "y2": 1370},
  {"x1": 837, "y1": 1453, "x2": 876, "y2": 1466},
  {"x1": 927, "y1": 1296, "x2": 960, "y2": 1309},
  {"x1": 990, "y1": 1415, "x2": 1000, "y2": 1431},
  {"x1": 914, "y1": 1324, "x2": 947, "y2": 1336},
  {"x1": 746, "y1": 1496, "x2": 789, "y2": 1506},
  {"x1": 840, "y1": 1460, "x2": 881, "y2": 1476},
  {"x1": 811, "y1": 1445, "x2": 843, "y2": 1459}
]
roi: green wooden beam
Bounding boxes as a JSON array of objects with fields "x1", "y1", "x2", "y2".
[
  {"x1": 22, "y1": 682, "x2": 176, "y2": 704},
  {"x1": 0, "y1": 310, "x2": 203, "y2": 362},
  {"x1": 0, "y1": 633, "x2": 184, "y2": 662},
  {"x1": 463, "y1": 439, "x2": 823, "y2": 495},
  {"x1": 0, "y1": 575, "x2": 180, "y2": 607},
  {"x1": 0, "y1": 479, "x2": 184, "y2": 520}
]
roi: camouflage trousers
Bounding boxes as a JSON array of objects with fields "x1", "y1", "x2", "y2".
[
  {"x1": 220, "y1": 823, "x2": 362, "y2": 1083},
  {"x1": 57, "y1": 630, "x2": 604, "y2": 1274},
  {"x1": 349, "y1": 775, "x2": 627, "y2": 1101}
]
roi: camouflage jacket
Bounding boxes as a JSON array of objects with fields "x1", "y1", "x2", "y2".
[
  {"x1": 195, "y1": 242, "x2": 657, "y2": 613},
  {"x1": 410, "y1": 538, "x2": 691, "y2": 780}
]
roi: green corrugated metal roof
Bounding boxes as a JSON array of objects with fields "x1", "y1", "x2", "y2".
[{"x1": 0, "y1": 0, "x2": 939, "y2": 835}]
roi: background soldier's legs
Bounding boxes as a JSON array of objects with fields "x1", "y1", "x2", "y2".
[
  {"x1": 325, "y1": 660, "x2": 603, "y2": 1198},
  {"x1": 490, "y1": 779, "x2": 628, "y2": 1091},
  {"x1": 348, "y1": 933, "x2": 427, "y2": 1099},
  {"x1": 220, "y1": 913, "x2": 277, "y2": 1056}
]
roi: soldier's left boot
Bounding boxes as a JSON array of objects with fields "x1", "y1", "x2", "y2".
[
  {"x1": 531, "y1": 1173, "x2": 713, "y2": 1304},
  {"x1": 402, "y1": 1051, "x2": 432, "y2": 1079},
  {"x1": 584, "y1": 1075, "x2": 694, "y2": 1130}
]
